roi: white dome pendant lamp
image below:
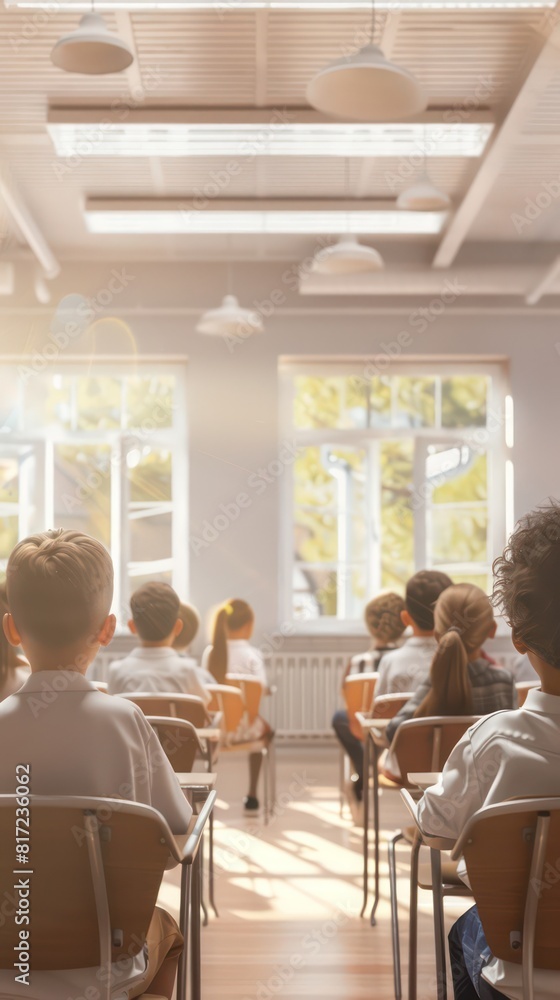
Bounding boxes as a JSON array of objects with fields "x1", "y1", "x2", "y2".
[
  {"x1": 396, "y1": 128, "x2": 451, "y2": 211},
  {"x1": 312, "y1": 234, "x2": 384, "y2": 274},
  {"x1": 312, "y1": 160, "x2": 384, "y2": 274},
  {"x1": 196, "y1": 256, "x2": 264, "y2": 338},
  {"x1": 51, "y1": 4, "x2": 134, "y2": 75},
  {"x1": 306, "y1": 0, "x2": 426, "y2": 121}
]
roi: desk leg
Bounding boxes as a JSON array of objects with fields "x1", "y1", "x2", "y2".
[
  {"x1": 430, "y1": 848, "x2": 447, "y2": 1000},
  {"x1": 177, "y1": 862, "x2": 191, "y2": 1000},
  {"x1": 360, "y1": 732, "x2": 370, "y2": 917},
  {"x1": 209, "y1": 805, "x2": 219, "y2": 917},
  {"x1": 370, "y1": 742, "x2": 380, "y2": 927},
  {"x1": 191, "y1": 851, "x2": 202, "y2": 1000}
]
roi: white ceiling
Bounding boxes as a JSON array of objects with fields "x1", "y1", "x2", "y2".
[{"x1": 1, "y1": 0, "x2": 560, "y2": 280}]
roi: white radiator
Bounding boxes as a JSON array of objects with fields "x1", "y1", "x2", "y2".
[{"x1": 90, "y1": 646, "x2": 521, "y2": 743}]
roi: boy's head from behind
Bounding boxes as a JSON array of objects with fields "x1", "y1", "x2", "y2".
[
  {"x1": 172, "y1": 602, "x2": 200, "y2": 651},
  {"x1": 130, "y1": 581, "x2": 181, "y2": 645},
  {"x1": 404, "y1": 570, "x2": 453, "y2": 634},
  {"x1": 5, "y1": 529, "x2": 115, "y2": 668},
  {"x1": 494, "y1": 501, "x2": 560, "y2": 673},
  {"x1": 365, "y1": 592, "x2": 406, "y2": 645}
]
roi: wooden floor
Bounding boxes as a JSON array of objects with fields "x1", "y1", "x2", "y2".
[{"x1": 162, "y1": 746, "x2": 470, "y2": 1000}]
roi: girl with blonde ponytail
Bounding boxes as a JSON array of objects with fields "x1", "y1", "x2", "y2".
[
  {"x1": 201, "y1": 598, "x2": 272, "y2": 810},
  {"x1": 382, "y1": 583, "x2": 517, "y2": 779}
]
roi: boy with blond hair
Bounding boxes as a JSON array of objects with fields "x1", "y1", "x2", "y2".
[
  {"x1": 418, "y1": 501, "x2": 560, "y2": 1000},
  {"x1": 108, "y1": 581, "x2": 209, "y2": 701},
  {"x1": 0, "y1": 529, "x2": 191, "y2": 999}
]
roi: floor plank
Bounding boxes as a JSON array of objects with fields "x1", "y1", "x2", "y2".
[{"x1": 162, "y1": 746, "x2": 470, "y2": 999}]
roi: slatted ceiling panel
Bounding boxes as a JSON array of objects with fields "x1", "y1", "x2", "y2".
[
  {"x1": 520, "y1": 70, "x2": 560, "y2": 133},
  {"x1": 0, "y1": 10, "x2": 133, "y2": 126},
  {"x1": 265, "y1": 10, "x2": 387, "y2": 104},
  {"x1": 131, "y1": 11, "x2": 257, "y2": 103},
  {"x1": 391, "y1": 10, "x2": 541, "y2": 107},
  {"x1": 159, "y1": 155, "x2": 259, "y2": 195},
  {"x1": 357, "y1": 157, "x2": 472, "y2": 197}
]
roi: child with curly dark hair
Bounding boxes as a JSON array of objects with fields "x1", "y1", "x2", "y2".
[{"x1": 417, "y1": 500, "x2": 560, "y2": 1000}]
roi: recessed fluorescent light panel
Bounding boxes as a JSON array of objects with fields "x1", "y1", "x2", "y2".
[
  {"x1": 47, "y1": 117, "x2": 493, "y2": 159},
  {"x1": 84, "y1": 201, "x2": 447, "y2": 235},
  {"x1": 6, "y1": 0, "x2": 555, "y2": 8}
]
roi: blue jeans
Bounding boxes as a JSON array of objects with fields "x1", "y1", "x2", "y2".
[
  {"x1": 332, "y1": 709, "x2": 363, "y2": 796},
  {"x1": 448, "y1": 906, "x2": 504, "y2": 1000}
]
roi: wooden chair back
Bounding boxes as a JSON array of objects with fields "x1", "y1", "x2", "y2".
[
  {"x1": 120, "y1": 692, "x2": 210, "y2": 728},
  {"x1": 148, "y1": 716, "x2": 203, "y2": 773},
  {"x1": 516, "y1": 681, "x2": 540, "y2": 707},
  {"x1": 206, "y1": 684, "x2": 245, "y2": 734},
  {"x1": 391, "y1": 716, "x2": 479, "y2": 785},
  {"x1": 0, "y1": 795, "x2": 177, "y2": 984},
  {"x1": 343, "y1": 672, "x2": 379, "y2": 715},
  {"x1": 372, "y1": 692, "x2": 414, "y2": 719},
  {"x1": 454, "y1": 797, "x2": 560, "y2": 979},
  {"x1": 226, "y1": 674, "x2": 263, "y2": 724}
]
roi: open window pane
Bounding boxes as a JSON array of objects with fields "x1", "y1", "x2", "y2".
[
  {"x1": 442, "y1": 375, "x2": 488, "y2": 429},
  {"x1": 125, "y1": 375, "x2": 175, "y2": 429},
  {"x1": 53, "y1": 444, "x2": 112, "y2": 547},
  {"x1": 429, "y1": 507, "x2": 489, "y2": 566},
  {"x1": 394, "y1": 376, "x2": 436, "y2": 428},
  {"x1": 76, "y1": 376, "x2": 122, "y2": 431},
  {"x1": 293, "y1": 376, "x2": 368, "y2": 430},
  {"x1": 380, "y1": 439, "x2": 415, "y2": 591}
]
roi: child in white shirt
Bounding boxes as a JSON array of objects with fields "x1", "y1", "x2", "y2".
[
  {"x1": 0, "y1": 529, "x2": 191, "y2": 999},
  {"x1": 173, "y1": 600, "x2": 215, "y2": 685},
  {"x1": 108, "y1": 582, "x2": 209, "y2": 703},
  {"x1": 201, "y1": 598, "x2": 272, "y2": 810},
  {"x1": 417, "y1": 500, "x2": 560, "y2": 1000}
]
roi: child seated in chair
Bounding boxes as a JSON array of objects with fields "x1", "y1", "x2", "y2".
[
  {"x1": 108, "y1": 581, "x2": 209, "y2": 703},
  {"x1": 173, "y1": 600, "x2": 214, "y2": 685},
  {"x1": 417, "y1": 500, "x2": 560, "y2": 1000},
  {"x1": 0, "y1": 529, "x2": 192, "y2": 999},
  {"x1": 332, "y1": 591, "x2": 406, "y2": 805},
  {"x1": 201, "y1": 598, "x2": 272, "y2": 811},
  {"x1": 383, "y1": 582, "x2": 516, "y2": 774}
]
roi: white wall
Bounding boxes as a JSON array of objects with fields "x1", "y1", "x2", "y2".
[{"x1": 1, "y1": 258, "x2": 559, "y2": 655}]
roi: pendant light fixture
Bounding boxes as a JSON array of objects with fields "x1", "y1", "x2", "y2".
[
  {"x1": 306, "y1": 0, "x2": 426, "y2": 121},
  {"x1": 312, "y1": 234, "x2": 384, "y2": 274},
  {"x1": 196, "y1": 251, "x2": 264, "y2": 337},
  {"x1": 396, "y1": 127, "x2": 451, "y2": 211},
  {"x1": 311, "y1": 160, "x2": 384, "y2": 274},
  {"x1": 51, "y1": 4, "x2": 134, "y2": 75}
]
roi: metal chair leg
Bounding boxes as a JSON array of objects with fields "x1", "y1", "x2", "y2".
[
  {"x1": 208, "y1": 806, "x2": 219, "y2": 918},
  {"x1": 200, "y1": 831, "x2": 208, "y2": 927},
  {"x1": 177, "y1": 862, "x2": 191, "y2": 1000},
  {"x1": 408, "y1": 832, "x2": 422, "y2": 1000},
  {"x1": 360, "y1": 732, "x2": 371, "y2": 917},
  {"x1": 339, "y1": 746, "x2": 346, "y2": 817},
  {"x1": 191, "y1": 851, "x2": 202, "y2": 1000},
  {"x1": 388, "y1": 832, "x2": 405, "y2": 1000},
  {"x1": 430, "y1": 847, "x2": 447, "y2": 1000},
  {"x1": 370, "y1": 741, "x2": 381, "y2": 926},
  {"x1": 263, "y1": 748, "x2": 269, "y2": 825}
]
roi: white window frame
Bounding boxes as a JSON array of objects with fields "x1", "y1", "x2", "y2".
[
  {"x1": 279, "y1": 356, "x2": 511, "y2": 636},
  {"x1": 0, "y1": 356, "x2": 188, "y2": 629}
]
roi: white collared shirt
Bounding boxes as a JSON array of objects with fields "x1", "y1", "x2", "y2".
[
  {"x1": 0, "y1": 663, "x2": 30, "y2": 703},
  {"x1": 108, "y1": 646, "x2": 210, "y2": 703},
  {"x1": 375, "y1": 635, "x2": 437, "y2": 697},
  {"x1": 0, "y1": 670, "x2": 192, "y2": 999},
  {"x1": 201, "y1": 639, "x2": 268, "y2": 687},
  {"x1": 418, "y1": 688, "x2": 560, "y2": 1000}
]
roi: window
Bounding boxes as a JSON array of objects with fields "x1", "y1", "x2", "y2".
[
  {"x1": 281, "y1": 359, "x2": 510, "y2": 631},
  {"x1": 0, "y1": 360, "x2": 187, "y2": 624}
]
